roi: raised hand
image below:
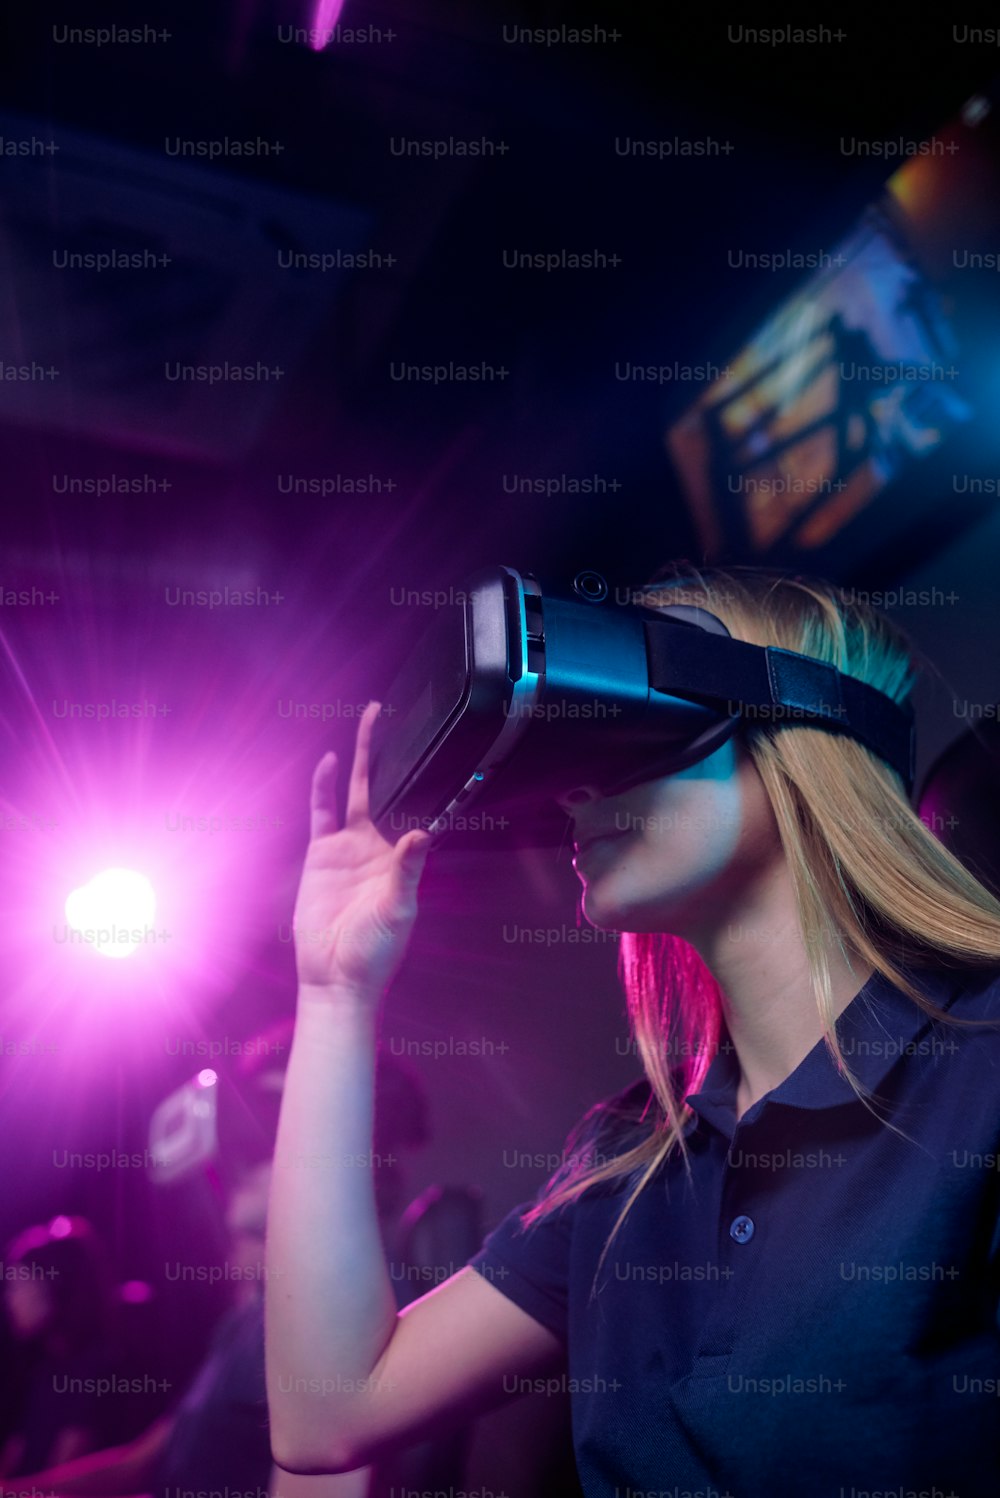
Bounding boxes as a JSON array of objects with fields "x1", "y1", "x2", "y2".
[{"x1": 291, "y1": 701, "x2": 432, "y2": 1000}]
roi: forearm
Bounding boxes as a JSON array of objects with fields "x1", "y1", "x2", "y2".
[{"x1": 265, "y1": 989, "x2": 399, "y2": 1470}]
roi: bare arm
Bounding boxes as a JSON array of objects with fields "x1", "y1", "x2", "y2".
[
  {"x1": 265, "y1": 993, "x2": 399, "y2": 1472},
  {"x1": 338, "y1": 1266, "x2": 565, "y2": 1470},
  {"x1": 267, "y1": 1000, "x2": 565, "y2": 1474},
  {"x1": 266, "y1": 706, "x2": 565, "y2": 1473}
]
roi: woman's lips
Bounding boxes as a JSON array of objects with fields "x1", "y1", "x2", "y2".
[{"x1": 572, "y1": 830, "x2": 629, "y2": 866}]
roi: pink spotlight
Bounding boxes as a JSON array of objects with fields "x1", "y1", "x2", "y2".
[
  {"x1": 197, "y1": 1068, "x2": 218, "y2": 1088},
  {"x1": 49, "y1": 1215, "x2": 72, "y2": 1238},
  {"x1": 64, "y1": 867, "x2": 157, "y2": 961}
]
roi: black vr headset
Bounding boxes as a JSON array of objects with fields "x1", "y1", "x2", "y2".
[{"x1": 368, "y1": 565, "x2": 916, "y2": 847}]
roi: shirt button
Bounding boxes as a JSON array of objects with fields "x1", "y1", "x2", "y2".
[{"x1": 729, "y1": 1214, "x2": 755, "y2": 1243}]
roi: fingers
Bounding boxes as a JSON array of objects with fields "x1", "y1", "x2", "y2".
[
  {"x1": 309, "y1": 751, "x2": 340, "y2": 842},
  {"x1": 345, "y1": 699, "x2": 383, "y2": 827},
  {"x1": 309, "y1": 701, "x2": 385, "y2": 844}
]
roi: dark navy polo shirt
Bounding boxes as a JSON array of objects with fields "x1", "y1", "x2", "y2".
[{"x1": 466, "y1": 962, "x2": 1000, "y2": 1497}]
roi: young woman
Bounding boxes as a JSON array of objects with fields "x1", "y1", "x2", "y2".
[{"x1": 265, "y1": 563, "x2": 1000, "y2": 1497}]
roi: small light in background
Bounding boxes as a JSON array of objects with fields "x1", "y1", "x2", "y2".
[
  {"x1": 962, "y1": 95, "x2": 991, "y2": 128},
  {"x1": 120, "y1": 1280, "x2": 154, "y2": 1304}
]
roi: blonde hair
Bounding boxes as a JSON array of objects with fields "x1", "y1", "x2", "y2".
[{"x1": 520, "y1": 561, "x2": 1000, "y2": 1291}]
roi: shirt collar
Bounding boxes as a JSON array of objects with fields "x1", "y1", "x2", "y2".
[{"x1": 683, "y1": 962, "x2": 968, "y2": 1134}]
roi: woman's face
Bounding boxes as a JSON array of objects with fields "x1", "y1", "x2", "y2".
[{"x1": 560, "y1": 736, "x2": 782, "y2": 939}]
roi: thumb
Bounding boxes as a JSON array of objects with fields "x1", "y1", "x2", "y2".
[
  {"x1": 397, "y1": 828, "x2": 434, "y2": 875},
  {"x1": 383, "y1": 829, "x2": 434, "y2": 918}
]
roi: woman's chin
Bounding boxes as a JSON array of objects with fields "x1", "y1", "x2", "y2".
[
  {"x1": 581, "y1": 887, "x2": 632, "y2": 932},
  {"x1": 582, "y1": 881, "x2": 686, "y2": 936}
]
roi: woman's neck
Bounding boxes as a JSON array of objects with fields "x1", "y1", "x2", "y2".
[{"x1": 695, "y1": 865, "x2": 875, "y2": 1118}]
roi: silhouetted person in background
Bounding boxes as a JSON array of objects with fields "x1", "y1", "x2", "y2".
[
  {"x1": 1, "y1": 1217, "x2": 124, "y2": 1476},
  {"x1": 4, "y1": 1024, "x2": 482, "y2": 1498}
]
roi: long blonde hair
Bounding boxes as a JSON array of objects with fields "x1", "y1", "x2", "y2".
[{"x1": 521, "y1": 561, "x2": 1000, "y2": 1288}]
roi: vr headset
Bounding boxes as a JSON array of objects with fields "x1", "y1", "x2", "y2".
[{"x1": 368, "y1": 565, "x2": 916, "y2": 847}]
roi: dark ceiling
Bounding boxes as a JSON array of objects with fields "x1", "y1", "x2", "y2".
[{"x1": 0, "y1": 1, "x2": 993, "y2": 600}]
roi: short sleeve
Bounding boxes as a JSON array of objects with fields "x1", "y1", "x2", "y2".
[
  {"x1": 465, "y1": 1192, "x2": 573, "y2": 1344},
  {"x1": 465, "y1": 1077, "x2": 655, "y2": 1346}
]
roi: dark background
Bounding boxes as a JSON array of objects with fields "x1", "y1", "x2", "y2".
[{"x1": 1, "y1": 3, "x2": 999, "y2": 1488}]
